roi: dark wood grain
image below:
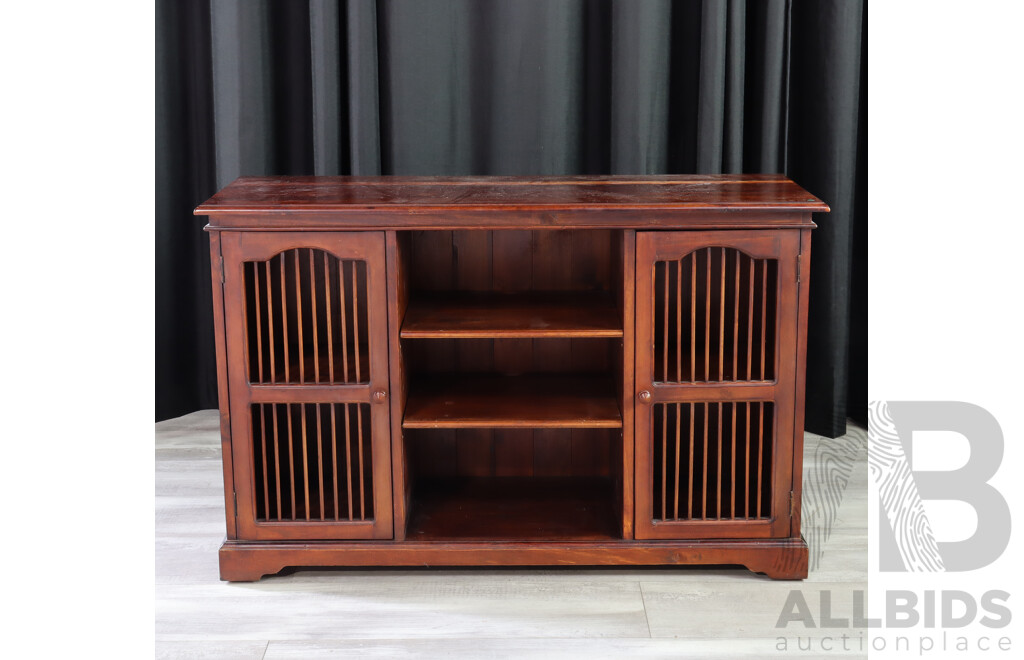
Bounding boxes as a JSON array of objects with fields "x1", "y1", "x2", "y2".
[
  {"x1": 218, "y1": 537, "x2": 810, "y2": 581},
  {"x1": 790, "y1": 228, "x2": 814, "y2": 539},
  {"x1": 196, "y1": 174, "x2": 829, "y2": 214},
  {"x1": 634, "y1": 230, "x2": 799, "y2": 540},
  {"x1": 204, "y1": 176, "x2": 819, "y2": 581},
  {"x1": 218, "y1": 231, "x2": 393, "y2": 541},
  {"x1": 617, "y1": 230, "x2": 636, "y2": 539},
  {"x1": 207, "y1": 231, "x2": 237, "y2": 539},
  {"x1": 401, "y1": 292, "x2": 622, "y2": 338},
  {"x1": 403, "y1": 374, "x2": 622, "y2": 429},
  {"x1": 406, "y1": 477, "x2": 617, "y2": 541},
  {"x1": 386, "y1": 230, "x2": 411, "y2": 540}
]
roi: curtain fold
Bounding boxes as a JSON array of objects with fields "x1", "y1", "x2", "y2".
[
  {"x1": 156, "y1": 0, "x2": 866, "y2": 437},
  {"x1": 788, "y1": 0, "x2": 866, "y2": 436},
  {"x1": 610, "y1": 1, "x2": 671, "y2": 173},
  {"x1": 309, "y1": 0, "x2": 344, "y2": 175},
  {"x1": 345, "y1": 0, "x2": 382, "y2": 175}
]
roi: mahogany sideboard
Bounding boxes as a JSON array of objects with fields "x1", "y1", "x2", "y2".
[{"x1": 195, "y1": 175, "x2": 828, "y2": 581}]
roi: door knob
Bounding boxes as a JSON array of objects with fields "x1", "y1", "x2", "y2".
[
  {"x1": 372, "y1": 389, "x2": 388, "y2": 403},
  {"x1": 637, "y1": 390, "x2": 652, "y2": 404}
]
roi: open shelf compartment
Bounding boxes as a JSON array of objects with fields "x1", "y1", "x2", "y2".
[
  {"x1": 407, "y1": 476, "x2": 618, "y2": 541},
  {"x1": 401, "y1": 291, "x2": 622, "y2": 339},
  {"x1": 403, "y1": 374, "x2": 622, "y2": 429},
  {"x1": 392, "y1": 229, "x2": 631, "y2": 543}
]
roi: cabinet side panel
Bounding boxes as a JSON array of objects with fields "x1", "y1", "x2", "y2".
[
  {"x1": 768, "y1": 232, "x2": 800, "y2": 538},
  {"x1": 791, "y1": 226, "x2": 813, "y2": 537},
  {"x1": 208, "y1": 230, "x2": 237, "y2": 539}
]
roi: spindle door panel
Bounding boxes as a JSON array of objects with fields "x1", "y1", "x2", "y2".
[
  {"x1": 220, "y1": 231, "x2": 393, "y2": 540},
  {"x1": 634, "y1": 230, "x2": 799, "y2": 539}
]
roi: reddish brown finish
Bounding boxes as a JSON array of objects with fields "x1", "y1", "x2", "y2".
[
  {"x1": 249, "y1": 402, "x2": 373, "y2": 524},
  {"x1": 407, "y1": 477, "x2": 617, "y2": 541},
  {"x1": 401, "y1": 292, "x2": 621, "y2": 338},
  {"x1": 403, "y1": 374, "x2": 622, "y2": 429},
  {"x1": 219, "y1": 231, "x2": 393, "y2": 541},
  {"x1": 634, "y1": 230, "x2": 800, "y2": 541},
  {"x1": 790, "y1": 229, "x2": 814, "y2": 539},
  {"x1": 208, "y1": 232, "x2": 237, "y2": 540},
  {"x1": 400, "y1": 229, "x2": 617, "y2": 488},
  {"x1": 200, "y1": 175, "x2": 818, "y2": 581},
  {"x1": 196, "y1": 175, "x2": 828, "y2": 215},
  {"x1": 617, "y1": 230, "x2": 636, "y2": 539},
  {"x1": 385, "y1": 231, "x2": 411, "y2": 540},
  {"x1": 218, "y1": 538, "x2": 809, "y2": 581}
]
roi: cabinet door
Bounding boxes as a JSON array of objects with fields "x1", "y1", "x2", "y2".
[
  {"x1": 220, "y1": 231, "x2": 392, "y2": 540},
  {"x1": 634, "y1": 230, "x2": 800, "y2": 539}
]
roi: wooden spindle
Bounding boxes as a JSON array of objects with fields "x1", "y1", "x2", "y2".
[
  {"x1": 340, "y1": 261, "x2": 349, "y2": 382},
  {"x1": 688, "y1": 402, "x2": 695, "y2": 519},
  {"x1": 757, "y1": 402, "x2": 765, "y2": 516},
  {"x1": 259, "y1": 404, "x2": 269, "y2": 518},
  {"x1": 272, "y1": 404, "x2": 282, "y2": 521},
  {"x1": 316, "y1": 402, "x2": 325, "y2": 520},
  {"x1": 344, "y1": 403, "x2": 353, "y2": 520},
  {"x1": 719, "y1": 248, "x2": 725, "y2": 380},
  {"x1": 300, "y1": 403, "x2": 310, "y2": 520},
  {"x1": 661, "y1": 404, "x2": 667, "y2": 519},
  {"x1": 324, "y1": 253, "x2": 335, "y2": 382},
  {"x1": 747, "y1": 259, "x2": 754, "y2": 380},
  {"x1": 676, "y1": 259, "x2": 682, "y2": 382},
  {"x1": 690, "y1": 254, "x2": 696, "y2": 383},
  {"x1": 253, "y1": 262, "x2": 264, "y2": 382},
  {"x1": 357, "y1": 404, "x2": 366, "y2": 520},
  {"x1": 662, "y1": 261, "x2": 669, "y2": 382},
  {"x1": 733, "y1": 252, "x2": 740, "y2": 381},
  {"x1": 702, "y1": 401, "x2": 708, "y2": 519},
  {"x1": 716, "y1": 402, "x2": 723, "y2": 519},
  {"x1": 309, "y1": 249, "x2": 320, "y2": 383},
  {"x1": 705, "y1": 248, "x2": 711, "y2": 381},
  {"x1": 673, "y1": 402, "x2": 681, "y2": 520},
  {"x1": 330, "y1": 403, "x2": 339, "y2": 521},
  {"x1": 265, "y1": 261, "x2": 276, "y2": 383},
  {"x1": 256, "y1": 403, "x2": 268, "y2": 517},
  {"x1": 731, "y1": 402, "x2": 737, "y2": 518},
  {"x1": 745, "y1": 401, "x2": 751, "y2": 518},
  {"x1": 280, "y1": 254, "x2": 290, "y2": 382},
  {"x1": 352, "y1": 261, "x2": 362, "y2": 383},
  {"x1": 286, "y1": 403, "x2": 296, "y2": 519},
  {"x1": 295, "y1": 250, "x2": 305, "y2": 384},
  {"x1": 760, "y1": 260, "x2": 768, "y2": 380}
]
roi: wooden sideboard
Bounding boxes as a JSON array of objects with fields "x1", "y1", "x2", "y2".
[{"x1": 195, "y1": 175, "x2": 827, "y2": 581}]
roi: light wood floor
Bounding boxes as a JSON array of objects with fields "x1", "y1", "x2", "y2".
[{"x1": 156, "y1": 410, "x2": 867, "y2": 659}]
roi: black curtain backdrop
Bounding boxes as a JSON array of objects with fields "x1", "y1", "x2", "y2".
[{"x1": 156, "y1": 0, "x2": 866, "y2": 438}]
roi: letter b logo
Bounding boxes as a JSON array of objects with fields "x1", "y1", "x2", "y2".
[{"x1": 870, "y1": 401, "x2": 1010, "y2": 571}]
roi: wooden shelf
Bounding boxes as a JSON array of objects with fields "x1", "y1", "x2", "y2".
[
  {"x1": 403, "y1": 374, "x2": 623, "y2": 429},
  {"x1": 400, "y1": 292, "x2": 622, "y2": 339},
  {"x1": 407, "y1": 477, "x2": 618, "y2": 541}
]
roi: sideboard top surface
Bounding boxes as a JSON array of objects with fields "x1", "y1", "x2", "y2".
[{"x1": 196, "y1": 175, "x2": 827, "y2": 230}]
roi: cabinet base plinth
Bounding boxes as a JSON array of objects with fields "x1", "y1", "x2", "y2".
[{"x1": 219, "y1": 537, "x2": 808, "y2": 582}]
